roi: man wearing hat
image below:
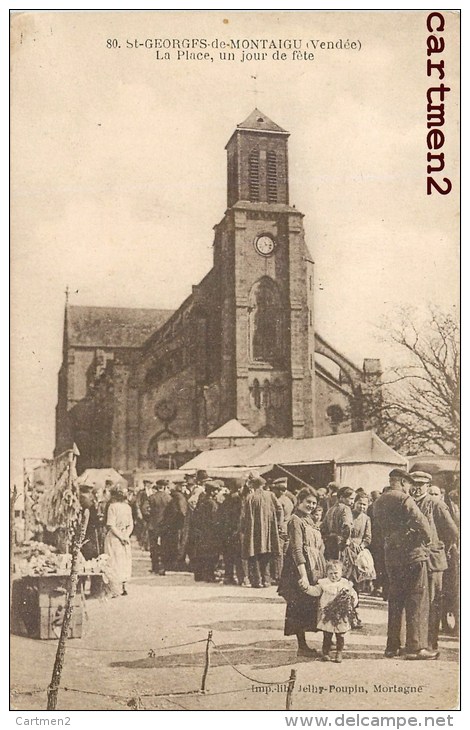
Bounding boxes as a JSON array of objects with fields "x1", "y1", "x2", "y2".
[
  {"x1": 190, "y1": 480, "x2": 221, "y2": 582},
  {"x1": 241, "y1": 475, "x2": 282, "y2": 588},
  {"x1": 79, "y1": 485, "x2": 101, "y2": 561},
  {"x1": 373, "y1": 469, "x2": 436, "y2": 659},
  {"x1": 218, "y1": 479, "x2": 247, "y2": 585},
  {"x1": 410, "y1": 471, "x2": 459, "y2": 652},
  {"x1": 270, "y1": 478, "x2": 294, "y2": 584},
  {"x1": 321, "y1": 486, "x2": 355, "y2": 561},
  {"x1": 161, "y1": 480, "x2": 190, "y2": 572},
  {"x1": 187, "y1": 470, "x2": 209, "y2": 511},
  {"x1": 148, "y1": 480, "x2": 171, "y2": 574},
  {"x1": 134, "y1": 479, "x2": 153, "y2": 550}
]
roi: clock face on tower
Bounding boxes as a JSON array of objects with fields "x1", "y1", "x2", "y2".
[{"x1": 255, "y1": 234, "x2": 276, "y2": 257}]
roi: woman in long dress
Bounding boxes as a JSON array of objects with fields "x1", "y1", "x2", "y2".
[
  {"x1": 104, "y1": 486, "x2": 134, "y2": 597},
  {"x1": 278, "y1": 487, "x2": 327, "y2": 657}
]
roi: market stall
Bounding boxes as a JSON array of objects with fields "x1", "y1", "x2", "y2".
[
  {"x1": 180, "y1": 430, "x2": 407, "y2": 493},
  {"x1": 11, "y1": 542, "x2": 108, "y2": 639},
  {"x1": 12, "y1": 450, "x2": 111, "y2": 640},
  {"x1": 178, "y1": 440, "x2": 274, "y2": 479}
]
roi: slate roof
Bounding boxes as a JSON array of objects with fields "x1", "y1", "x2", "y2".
[
  {"x1": 67, "y1": 306, "x2": 174, "y2": 348},
  {"x1": 236, "y1": 108, "x2": 288, "y2": 134}
]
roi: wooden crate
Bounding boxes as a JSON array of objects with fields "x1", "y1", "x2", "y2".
[{"x1": 11, "y1": 575, "x2": 84, "y2": 639}]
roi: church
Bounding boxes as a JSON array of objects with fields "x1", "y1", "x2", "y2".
[{"x1": 55, "y1": 110, "x2": 381, "y2": 473}]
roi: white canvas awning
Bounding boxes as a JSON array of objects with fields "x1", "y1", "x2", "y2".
[
  {"x1": 248, "y1": 431, "x2": 406, "y2": 468},
  {"x1": 179, "y1": 431, "x2": 406, "y2": 492},
  {"x1": 179, "y1": 440, "x2": 276, "y2": 471},
  {"x1": 77, "y1": 468, "x2": 128, "y2": 490}
]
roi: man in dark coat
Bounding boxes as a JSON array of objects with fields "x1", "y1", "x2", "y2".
[
  {"x1": 410, "y1": 471, "x2": 459, "y2": 651},
  {"x1": 368, "y1": 489, "x2": 387, "y2": 598},
  {"x1": 241, "y1": 475, "x2": 282, "y2": 588},
  {"x1": 218, "y1": 479, "x2": 246, "y2": 585},
  {"x1": 442, "y1": 489, "x2": 460, "y2": 634},
  {"x1": 162, "y1": 481, "x2": 190, "y2": 571},
  {"x1": 373, "y1": 469, "x2": 436, "y2": 660},
  {"x1": 79, "y1": 486, "x2": 101, "y2": 561},
  {"x1": 135, "y1": 479, "x2": 153, "y2": 550},
  {"x1": 270, "y1": 477, "x2": 294, "y2": 584},
  {"x1": 148, "y1": 480, "x2": 171, "y2": 575},
  {"x1": 191, "y1": 481, "x2": 221, "y2": 582},
  {"x1": 321, "y1": 486, "x2": 355, "y2": 561}
]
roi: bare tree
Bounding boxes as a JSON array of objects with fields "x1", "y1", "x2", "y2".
[{"x1": 363, "y1": 306, "x2": 459, "y2": 455}]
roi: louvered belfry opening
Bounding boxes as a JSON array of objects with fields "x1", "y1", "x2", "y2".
[
  {"x1": 267, "y1": 150, "x2": 278, "y2": 202},
  {"x1": 248, "y1": 148, "x2": 260, "y2": 201}
]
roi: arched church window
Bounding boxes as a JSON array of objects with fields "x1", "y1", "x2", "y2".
[
  {"x1": 147, "y1": 430, "x2": 177, "y2": 468},
  {"x1": 248, "y1": 149, "x2": 260, "y2": 201},
  {"x1": 267, "y1": 151, "x2": 277, "y2": 202},
  {"x1": 249, "y1": 277, "x2": 284, "y2": 366},
  {"x1": 250, "y1": 378, "x2": 261, "y2": 409}
]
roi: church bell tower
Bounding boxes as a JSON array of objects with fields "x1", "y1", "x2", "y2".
[{"x1": 214, "y1": 109, "x2": 315, "y2": 437}]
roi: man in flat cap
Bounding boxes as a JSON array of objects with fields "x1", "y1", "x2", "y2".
[
  {"x1": 321, "y1": 486, "x2": 355, "y2": 561},
  {"x1": 190, "y1": 480, "x2": 221, "y2": 582},
  {"x1": 241, "y1": 475, "x2": 282, "y2": 588},
  {"x1": 373, "y1": 470, "x2": 437, "y2": 659},
  {"x1": 134, "y1": 478, "x2": 153, "y2": 551},
  {"x1": 270, "y1": 478, "x2": 294, "y2": 584},
  {"x1": 410, "y1": 471, "x2": 459, "y2": 652},
  {"x1": 218, "y1": 478, "x2": 246, "y2": 585},
  {"x1": 148, "y1": 479, "x2": 171, "y2": 575},
  {"x1": 161, "y1": 480, "x2": 190, "y2": 572}
]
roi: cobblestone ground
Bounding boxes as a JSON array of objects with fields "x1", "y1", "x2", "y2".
[{"x1": 10, "y1": 546, "x2": 459, "y2": 712}]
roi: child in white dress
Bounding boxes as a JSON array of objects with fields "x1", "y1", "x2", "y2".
[{"x1": 303, "y1": 559, "x2": 358, "y2": 663}]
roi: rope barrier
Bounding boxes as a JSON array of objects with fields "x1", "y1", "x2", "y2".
[
  {"x1": 210, "y1": 639, "x2": 292, "y2": 686},
  {"x1": 11, "y1": 630, "x2": 298, "y2": 710},
  {"x1": 162, "y1": 697, "x2": 190, "y2": 711},
  {"x1": 11, "y1": 685, "x2": 246, "y2": 699},
  {"x1": 42, "y1": 637, "x2": 207, "y2": 654}
]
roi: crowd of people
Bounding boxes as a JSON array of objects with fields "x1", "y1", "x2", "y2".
[{"x1": 78, "y1": 467, "x2": 460, "y2": 662}]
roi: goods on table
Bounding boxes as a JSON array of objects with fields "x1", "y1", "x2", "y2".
[{"x1": 13, "y1": 541, "x2": 110, "y2": 577}]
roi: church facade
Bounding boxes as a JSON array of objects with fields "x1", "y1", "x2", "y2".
[{"x1": 55, "y1": 110, "x2": 381, "y2": 472}]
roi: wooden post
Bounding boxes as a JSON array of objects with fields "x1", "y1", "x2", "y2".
[
  {"x1": 286, "y1": 669, "x2": 297, "y2": 711},
  {"x1": 127, "y1": 696, "x2": 142, "y2": 710},
  {"x1": 47, "y1": 508, "x2": 89, "y2": 710},
  {"x1": 201, "y1": 630, "x2": 213, "y2": 693}
]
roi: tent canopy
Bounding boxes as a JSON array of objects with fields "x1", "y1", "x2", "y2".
[
  {"x1": 408, "y1": 455, "x2": 460, "y2": 475},
  {"x1": 77, "y1": 468, "x2": 128, "y2": 490},
  {"x1": 250, "y1": 431, "x2": 406, "y2": 468},
  {"x1": 180, "y1": 431, "x2": 406, "y2": 471},
  {"x1": 207, "y1": 419, "x2": 255, "y2": 438},
  {"x1": 179, "y1": 440, "x2": 275, "y2": 471}
]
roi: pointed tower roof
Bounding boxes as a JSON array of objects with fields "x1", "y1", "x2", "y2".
[{"x1": 236, "y1": 108, "x2": 288, "y2": 134}]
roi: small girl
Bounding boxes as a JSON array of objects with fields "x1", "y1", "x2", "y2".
[{"x1": 302, "y1": 559, "x2": 358, "y2": 663}]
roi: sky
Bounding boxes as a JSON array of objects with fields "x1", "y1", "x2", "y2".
[{"x1": 10, "y1": 10, "x2": 460, "y2": 479}]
